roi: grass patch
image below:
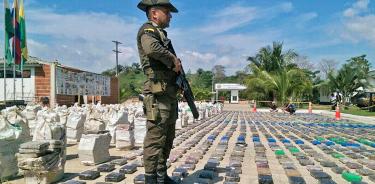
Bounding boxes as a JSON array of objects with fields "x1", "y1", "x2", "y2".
[
  {"x1": 305, "y1": 104, "x2": 375, "y2": 117},
  {"x1": 341, "y1": 107, "x2": 375, "y2": 117},
  {"x1": 309, "y1": 104, "x2": 332, "y2": 110}
]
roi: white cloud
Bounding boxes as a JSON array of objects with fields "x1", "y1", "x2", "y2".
[
  {"x1": 280, "y1": 2, "x2": 294, "y2": 12},
  {"x1": 199, "y1": 5, "x2": 257, "y2": 34},
  {"x1": 199, "y1": 2, "x2": 294, "y2": 35},
  {"x1": 18, "y1": 7, "x2": 143, "y2": 73},
  {"x1": 339, "y1": 0, "x2": 375, "y2": 45},
  {"x1": 27, "y1": 9, "x2": 140, "y2": 42},
  {"x1": 179, "y1": 51, "x2": 217, "y2": 71},
  {"x1": 213, "y1": 33, "x2": 277, "y2": 51},
  {"x1": 344, "y1": 8, "x2": 356, "y2": 17},
  {"x1": 299, "y1": 12, "x2": 318, "y2": 22},
  {"x1": 343, "y1": 15, "x2": 375, "y2": 43},
  {"x1": 343, "y1": 0, "x2": 369, "y2": 17},
  {"x1": 181, "y1": 51, "x2": 217, "y2": 62}
]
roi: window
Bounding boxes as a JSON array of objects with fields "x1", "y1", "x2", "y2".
[
  {"x1": 0, "y1": 70, "x2": 31, "y2": 78},
  {"x1": 22, "y1": 70, "x2": 31, "y2": 78},
  {"x1": 232, "y1": 96, "x2": 238, "y2": 101}
]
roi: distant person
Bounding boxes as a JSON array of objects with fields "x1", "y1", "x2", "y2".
[
  {"x1": 283, "y1": 102, "x2": 296, "y2": 115},
  {"x1": 40, "y1": 97, "x2": 49, "y2": 108},
  {"x1": 270, "y1": 101, "x2": 278, "y2": 112},
  {"x1": 336, "y1": 92, "x2": 342, "y2": 106},
  {"x1": 330, "y1": 93, "x2": 336, "y2": 110}
]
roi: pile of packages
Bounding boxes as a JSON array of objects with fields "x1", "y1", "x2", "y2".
[
  {"x1": 17, "y1": 140, "x2": 65, "y2": 184},
  {"x1": 15, "y1": 107, "x2": 67, "y2": 184},
  {"x1": 0, "y1": 107, "x2": 30, "y2": 180}
]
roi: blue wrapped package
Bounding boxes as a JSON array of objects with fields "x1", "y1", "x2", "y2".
[
  {"x1": 325, "y1": 141, "x2": 335, "y2": 146},
  {"x1": 282, "y1": 139, "x2": 291, "y2": 143},
  {"x1": 295, "y1": 140, "x2": 304, "y2": 145},
  {"x1": 312, "y1": 140, "x2": 321, "y2": 145}
]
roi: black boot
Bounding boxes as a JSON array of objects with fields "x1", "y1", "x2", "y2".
[
  {"x1": 165, "y1": 175, "x2": 179, "y2": 184},
  {"x1": 145, "y1": 173, "x2": 157, "y2": 184},
  {"x1": 157, "y1": 171, "x2": 179, "y2": 184}
]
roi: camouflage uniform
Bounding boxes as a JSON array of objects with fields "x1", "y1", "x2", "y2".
[{"x1": 136, "y1": 1, "x2": 179, "y2": 183}]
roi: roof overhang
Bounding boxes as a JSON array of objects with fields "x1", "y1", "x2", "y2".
[{"x1": 215, "y1": 83, "x2": 247, "y2": 91}]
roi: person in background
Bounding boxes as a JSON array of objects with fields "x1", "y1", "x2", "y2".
[
  {"x1": 270, "y1": 101, "x2": 278, "y2": 112},
  {"x1": 330, "y1": 93, "x2": 336, "y2": 111},
  {"x1": 336, "y1": 92, "x2": 342, "y2": 106},
  {"x1": 283, "y1": 101, "x2": 296, "y2": 115},
  {"x1": 40, "y1": 97, "x2": 49, "y2": 108}
]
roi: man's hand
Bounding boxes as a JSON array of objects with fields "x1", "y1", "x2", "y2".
[{"x1": 173, "y1": 58, "x2": 182, "y2": 73}]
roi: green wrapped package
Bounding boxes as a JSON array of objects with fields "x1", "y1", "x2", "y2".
[
  {"x1": 288, "y1": 147, "x2": 299, "y2": 153},
  {"x1": 275, "y1": 150, "x2": 285, "y2": 156},
  {"x1": 315, "y1": 137, "x2": 325, "y2": 142},
  {"x1": 331, "y1": 153, "x2": 345, "y2": 159},
  {"x1": 342, "y1": 172, "x2": 362, "y2": 182}
]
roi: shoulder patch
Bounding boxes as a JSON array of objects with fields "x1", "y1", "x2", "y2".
[{"x1": 144, "y1": 28, "x2": 155, "y2": 33}]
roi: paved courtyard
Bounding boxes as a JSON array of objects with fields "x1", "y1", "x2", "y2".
[{"x1": 6, "y1": 103, "x2": 375, "y2": 184}]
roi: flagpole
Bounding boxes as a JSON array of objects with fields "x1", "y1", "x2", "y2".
[
  {"x1": 13, "y1": 0, "x2": 16, "y2": 101},
  {"x1": 3, "y1": 61, "x2": 5, "y2": 104},
  {"x1": 21, "y1": 61, "x2": 23, "y2": 100},
  {"x1": 13, "y1": 64, "x2": 15, "y2": 101},
  {"x1": 3, "y1": 0, "x2": 7, "y2": 105}
]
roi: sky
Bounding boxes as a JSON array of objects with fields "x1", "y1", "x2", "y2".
[{"x1": 1, "y1": 0, "x2": 375, "y2": 75}]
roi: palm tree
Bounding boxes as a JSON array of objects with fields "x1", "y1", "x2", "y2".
[
  {"x1": 316, "y1": 55, "x2": 371, "y2": 106},
  {"x1": 245, "y1": 42, "x2": 311, "y2": 105},
  {"x1": 247, "y1": 41, "x2": 298, "y2": 73},
  {"x1": 246, "y1": 64, "x2": 312, "y2": 105},
  {"x1": 327, "y1": 64, "x2": 369, "y2": 105}
]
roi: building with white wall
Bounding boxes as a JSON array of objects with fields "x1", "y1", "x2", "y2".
[{"x1": 0, "y1": 56, "x2": 119, "y2": 107}]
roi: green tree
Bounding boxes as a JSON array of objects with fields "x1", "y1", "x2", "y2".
[
  {"x1": 187, "y1": 68, "x2": 213, "y2": 101},
  {"x1": 245, "y1": 42, "x2": 310, "y2": 105},
  {"x1": 247, "y1": 41, "x2": 298, "y2": 73},
  {"x1": 326, "y1": 55, "x2": 371, "y2": 105},
  {"x1": 246, "y1": 64, "x2": 312, "y2": 105}
]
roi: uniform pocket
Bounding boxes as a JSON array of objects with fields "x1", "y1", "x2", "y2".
[
  {"x1": 143, "y1": 95, "x2": 159, "y2": 121},
  {"x1": 150, "y1": 80, "x2": 166, "y2": 95}
]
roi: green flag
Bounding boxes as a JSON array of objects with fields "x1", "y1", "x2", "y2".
[
  {"x1": 4, "y1": 0, "x2": 14, "y2": 65},
  {"x1": 19, "y1": 0, "x2": 28, "y2": 63}
]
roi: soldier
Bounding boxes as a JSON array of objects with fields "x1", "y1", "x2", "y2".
[{"x1": 136, "y1": 0, "x2": 181, "y2": 183}]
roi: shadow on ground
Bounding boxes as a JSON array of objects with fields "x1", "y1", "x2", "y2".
[{"x1": 55, "y1": 173, "x2": 79, "y2": 183}]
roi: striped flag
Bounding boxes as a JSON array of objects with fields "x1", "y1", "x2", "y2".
[
  {"x1": 13, "y1": 0, "x2": 22, "y2": 65},
  {"x1": 19, "y1": 0, "x2": 28, "y2": 64},
  {"x1": 4, "y1": 0, "x2": 14, "y2": 65}
]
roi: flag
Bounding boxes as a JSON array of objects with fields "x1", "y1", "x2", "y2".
[
  {"x1": 19, "y1": 0, "x2": 28, "y2": 64},
  {"x1": 4, "y1": 0, "x2": 14, "y2": 65},
  {"x1": 13, "y1": 0, "x2": 22, "y2": 65}
]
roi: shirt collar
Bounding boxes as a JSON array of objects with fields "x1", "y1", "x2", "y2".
[{"x1": 148, "y1": 21, "x2": 160, "y2": 28}]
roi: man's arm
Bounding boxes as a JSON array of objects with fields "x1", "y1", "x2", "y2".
[{"x1": 141, "y1": 33, "x2": 177, "y2": 69}]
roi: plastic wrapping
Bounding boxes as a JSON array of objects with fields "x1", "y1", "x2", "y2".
[
  {"x1": 0, "y1": 111, "x2": 31, "y2": 179},
  {"x1": 115, "y1": 124, "x2": 135, "y2": 149},
  {"x1": 66, "y1": 112, "x2": 86, "y2": 142},
  {"x1": 134, "y1": 117, "x2": 146, "y2": 145},
  {"x1": 78, "y1": 132, "x2": 111, "y2": 165}
]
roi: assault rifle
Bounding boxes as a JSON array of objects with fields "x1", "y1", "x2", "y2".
[{"x1": 176, "y1": 66, "x2": 199, "y2": 119}]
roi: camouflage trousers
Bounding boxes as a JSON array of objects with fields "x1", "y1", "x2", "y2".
[{"x1": 143, "y1": 95, "x2": 177, "y2": 174}]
